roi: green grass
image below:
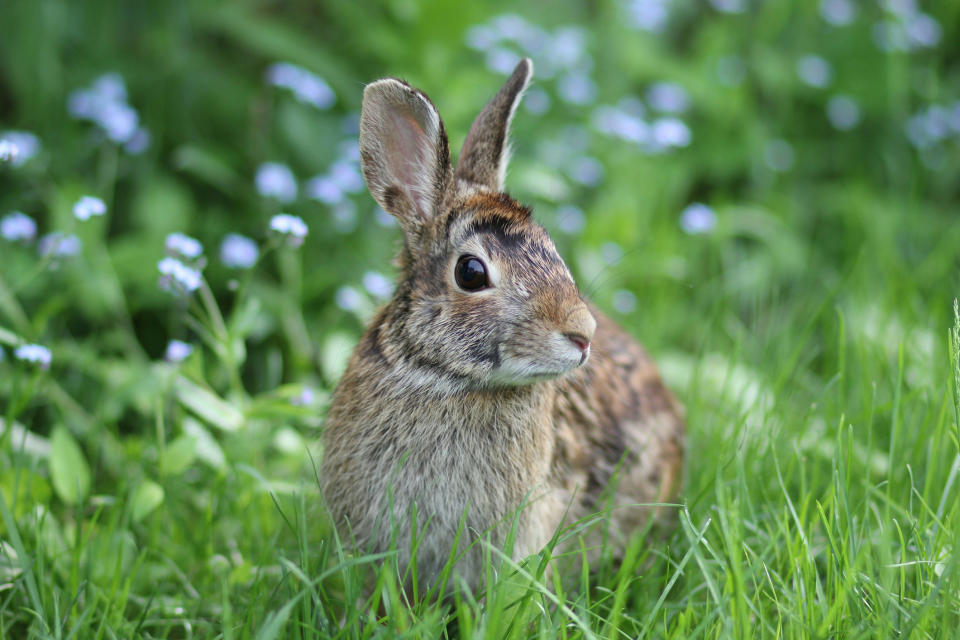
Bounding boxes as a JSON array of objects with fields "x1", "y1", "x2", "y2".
[{"x1": 1, "y1": 0, "x2": 960, "y2": 637}]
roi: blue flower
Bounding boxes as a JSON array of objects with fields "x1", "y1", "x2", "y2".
[
  {"x1": 1, "y1": 212, "x2": 37, "y2": 242},
  {"x1": 265, "y1": 63, "x2": 335, "y2": 109},
  {"x1": 269, "y1": 213, "x2": 308, "y2": 247},
  {"x1": 796, "y1": 55, "x2": 833, "y2": 88},
  {"x1": 335, "y1": 285, "x2": 363, "y2": 312},
  {"x1": 164, "y1": 340, "x2": 194, "y2": 363},
  {"x1": 68, "y1": 73, "x2": 145, "y2": 146},
  {"x1": 362, "y1": 271, "x2": 394, "y2": 299},
  {"x1": 557, "y1": 72, "x2": 597, "y2": 105},
  {"x1": 38, "y1": 233, "x2": 82, "y2": 257},
  {"x1": 820, "y1": 0, "x2": 856, "y2": 26},
  {"x1": 650, "y1": 118, "x2": 692, "y2": 150},
  {"x1": 0, "y1": 139, "x2": 17, "y2": 164},
  {"x1": 15, "y1": 343, "x2": 52, "y2": 369},
  {"x1": 646, "y1": 82, "x2": 690, "y2": 114},
  {"x1": 73, "y1": 195, "x2": 107, "y2": 221},
  {"x1": 680, "y1": 203, "x2": 717, "y2": 234},
  {"x1": 625, "y1": 0, "x2": 670, "y2": 33},
  {"x1": 556, "y1": 205, "x2": 586, "y2": 235},
  {"x1": 0, "y1": 131, "x2": 40, "y2": 168},
  {"x1": 256, "y1": 163, "x2": 298, "y2": 203},
  {"x1": 158, "y1": 256, "x2": 203, "y2": 294},
  {"x1": 304, "y1": 175, "x2": 343, "y2": 205},
  {"x1": 220, "y1": 233, "x2": 259, "y2": 269},
  {"x1": 612, "y1": 289, "x2": 637, "y2": 314},
  {"x1": 165, "y1": 232, "x2": 204, "y2": 259},
  {"x1": 827, "y1": 96, "x2": 861, "y2": 130}
]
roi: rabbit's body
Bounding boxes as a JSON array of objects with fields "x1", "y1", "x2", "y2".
[{"x1": 321, "y1": 59, "x2": 684, "y2": 592}]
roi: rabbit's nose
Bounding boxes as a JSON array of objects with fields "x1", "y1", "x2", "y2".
[{"x1": 563, "y1": 303, "x2": 596, "y2": 347}]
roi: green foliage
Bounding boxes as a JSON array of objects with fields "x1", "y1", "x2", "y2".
[{"x1": 1, "y1": 0, "x2": 959, "y2": 637}]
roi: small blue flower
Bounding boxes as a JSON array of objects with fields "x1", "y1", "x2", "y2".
[
  {"x1": 905, "y1": 13, "x2": 941, "y2": 48},
  {"x1": 164, "y1": 339, "x2": 194, "y2": 363},
  {"x1": 465, "y1": 24, "x2": 498, "y2": 51},
  {"x1": 819, "y1": 0, "x2": 856, "y2": 26},
  {"x1": 328, "y1": 159, "x2": 364, "y2": 194},
  {"x1": 0, "y1": 139, "x2": 17, "y2": 164},
  {"x1": 158, "y1": 256, "x2": 203, "y2": 294},
  {"x1": 827, "y1": 96, "x2": 861, "y2": 130},
  {"x1": 0, "y1": 131, "x2": 39, "y2": 168},
  {"x1": 680, "y1": 203, "x2": 717, "y2": 234},
  {"x1": 265, "y1": 63, "x2": 335, "y2": 109},
  {"x1": 291, "y1": 387, "x2": 316, "y2": 406},
  {"x1": 335, "y1": 285, "x2": 363, "y2": 312},
  {"x1": 625, "y1": 0, "x2": 670, "y2": 33},
  {"x1": 165, "y1": 232, "x2": 203, "y2": 259},
  {"x1": 73, "y1": 195, "x2": 107, "y2": 221},
  {"x1": 557, "y1": 72, "x2": 597, "y2": 106},
  {"x1": 567, "y1": 156, "x2": 604, "y2": 187},
  {"x1": 38, "y1": 233, "x2": 82, "y2": 257},
  {"x1": 269, "y1": 213, "x2": 308, "y2": 246},
  {"x1": 68, "y1": 73, "x2": 144, "y2": 146},
  {"x1": 305, "y1": 175, "x2": 343, "y2": 205},
  {"x1": 486, "y1": 47, "x2": 522, "y2": 75},
  {"x1": 374, "y1": 207, "x2": 397, "y2": 228},
  {"x1": 363, "y1": 271, "x2": 394, "y2": 299},
  {"x1": 612, "y1": 289, "x2": 637, "y2": 313},
  {"x1": 646, "y1": 82, "x2": 690, "y2": 114},
  {"x1": 220, "y1": 234, "x2": 259, "y2": 269},
  {"x1": 124, "y1": 127, "x2": 151, "y2": 155},
  {"x1": 601, "y1": 242, "x2": 624, "y2": 265},
  {"x1": 524, "y1": 88, "x2": 551, "y2": 115},
  {"x1": 650, "y1": 118, "x2": 692, "y2": 150},
  {"x1": 331, "y1": 200, "x2": 358, "y2": 234},
  {"x1": 15, "y1": 343, "x2": 52, "y2": 369},
  {"x1": 556, "y1": 205, "x2": 586, "y2": 235},
  {"x1": 256, "y1": 163, "x2": 298, "y2": 203},
  {"x1": 1, "y1": 212, "x2": 37, "y2": 242},
  {"x1": 796, "y1": 55, "x2": 833, "y2": 88}
]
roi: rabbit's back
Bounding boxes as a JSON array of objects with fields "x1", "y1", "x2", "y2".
[{"x1": 551, "y1": 306, "x2": 684, "y2": 544}]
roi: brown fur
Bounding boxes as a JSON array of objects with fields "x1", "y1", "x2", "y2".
[{"x1": 321, "y1": 59, "x2": 685, "y2": 593}]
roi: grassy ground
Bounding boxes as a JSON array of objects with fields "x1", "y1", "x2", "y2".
[{"x1": 1, "y1": 0, "x2": 959, "y2": 637}]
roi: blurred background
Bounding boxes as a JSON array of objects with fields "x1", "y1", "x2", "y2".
[{"x1": 1, "y1": 0, "x2": 959, "y2": 634}]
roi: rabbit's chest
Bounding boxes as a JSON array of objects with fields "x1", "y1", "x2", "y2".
[{"x1": 393, "y1": 407, "x2": 554, "y2": 516}]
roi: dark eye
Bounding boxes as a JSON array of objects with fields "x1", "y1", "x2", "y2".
[{"x1": 455, "y1": 255, "x2": 489, "y2": 291}]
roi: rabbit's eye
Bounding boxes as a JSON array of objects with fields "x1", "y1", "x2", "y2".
[{"x1": 455, "y1": 255, "x2": 489, "y2": 291}]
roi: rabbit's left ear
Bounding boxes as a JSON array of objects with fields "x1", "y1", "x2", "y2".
[{"x1": 455, "y1": 58, "x2": 532, "y2": 192}]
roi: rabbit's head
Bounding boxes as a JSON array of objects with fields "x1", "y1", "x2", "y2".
[{"x1": 359, "y1": 59, "x2": 595, "y2": 390}]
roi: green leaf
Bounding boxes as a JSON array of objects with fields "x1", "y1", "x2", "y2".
[
  {"x1": 174, "y1": 376, "x2": 244, "y2": 431},
  {"x1": 182, "y1": 418, "x2": 227, "y2": 470},
  {"x1": 321, "y1": 332, "x2": 357, "y2": 384},
  {"x1": 131, "y1": 480, "x2": 164, "y2": 523},
  {"x1": 160, "y1": 434, "x2": 198, "y2": 476},
  {"x1": 49, "y1": 427, "x2": 91, "y2": 505}
]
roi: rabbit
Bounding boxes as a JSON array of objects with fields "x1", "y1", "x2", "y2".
[{"x1": 321, "y1": 58, "x2": 685, "y2": 594}]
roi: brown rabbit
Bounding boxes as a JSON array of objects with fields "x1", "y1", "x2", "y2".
[{"x1": 321, "y1": 59, "x2": 684, "y2": 593}]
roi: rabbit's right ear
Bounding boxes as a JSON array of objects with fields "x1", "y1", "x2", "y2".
[{"x1": 359, "y1": 79, "x2": 452, "y2": 233}]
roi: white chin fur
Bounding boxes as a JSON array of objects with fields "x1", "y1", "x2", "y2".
[{"x1": 490, "y1": 332, "x2": 586, "y2": 386}]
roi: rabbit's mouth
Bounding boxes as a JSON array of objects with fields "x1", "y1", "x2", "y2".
[{"x1": 486, "y1": 331, "x2": 589, "y2": 386}]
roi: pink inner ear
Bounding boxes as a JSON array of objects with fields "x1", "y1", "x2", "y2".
[{"x1": 384, "y1": 109, "x2": 434, "y2": 218}]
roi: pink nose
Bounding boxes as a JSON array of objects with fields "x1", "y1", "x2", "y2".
[{"x1": 565, "y1": 333, "x2": 591, "y2": 352}]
